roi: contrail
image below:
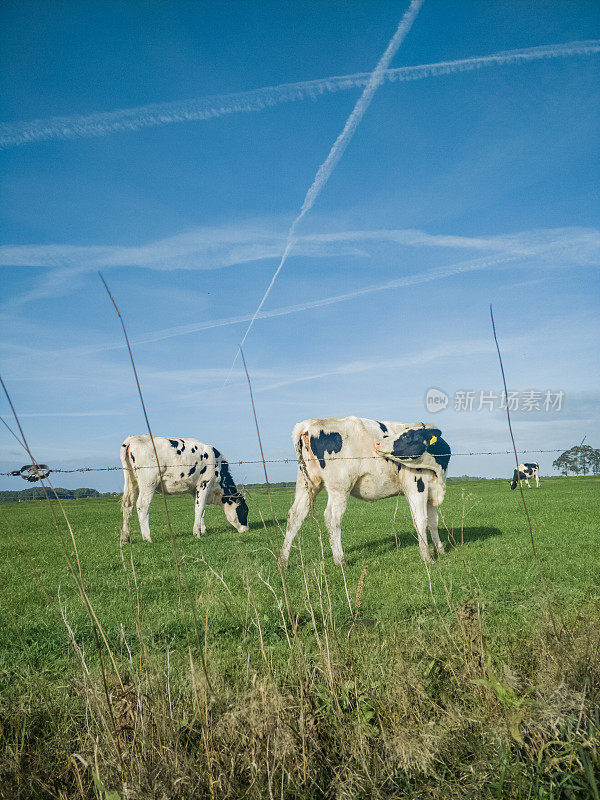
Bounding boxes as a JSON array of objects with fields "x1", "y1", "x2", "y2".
[
  {"x1": 1, "y1": 39, "x2": 597, "y2": 149},
  {"x1": 226, "y1": 0, "x2": 424, "y2": 380},
  {"x1": 139, "y1": 251, "x2": 518, "y2": 350},
  {"x1": 30, "y1": 250, "x2": 520, "y2": 361}
]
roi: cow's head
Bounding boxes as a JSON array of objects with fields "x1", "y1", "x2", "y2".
[
  {"x1": 222, "y1": 492, "x2": 250, "y2": 532},
  {"x1": 509, "y1": 471, "x2": 519, "y2": 490},
  {"x1": 217, "y1": 460, "x2": 250, "y2": 532},
  {"x1": 375, "y1": 427, "x2": 449, "y2": 470}
]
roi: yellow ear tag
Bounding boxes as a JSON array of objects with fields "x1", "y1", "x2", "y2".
[{"x1": 429, "y1": 435, "x2": 438, "y2": 445}]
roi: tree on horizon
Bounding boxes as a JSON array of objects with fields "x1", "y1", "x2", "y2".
[{"x1": 553, "y1": 444, "x2": 600, "y2": 476}]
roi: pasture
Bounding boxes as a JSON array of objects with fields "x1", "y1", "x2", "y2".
[{"x1": 1, "y1": 476, "x2": 599, "y2": 799}]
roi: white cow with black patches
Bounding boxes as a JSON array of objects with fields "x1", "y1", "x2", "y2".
[
  {"x1": 279, "y1": 416, "x2": 451, "y2": 566},
  {"x1": 120, "y1": 435, "x2": 249, "y2": 543},
  {"x1": 509, "y1": 462, "x2": 540, "y2": 490}
]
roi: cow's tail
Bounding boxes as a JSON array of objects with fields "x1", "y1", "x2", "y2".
[
  {"x1": 292, "y1": 423, "x2": 322, "y2": 491},
  {"x1": 120, "y1": 438, "x2": 138, "y2": 509}
]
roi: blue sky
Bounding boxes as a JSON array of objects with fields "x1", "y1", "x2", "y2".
[{"x1": 1, "y1": 0, "x2": 599, "y2": 490}]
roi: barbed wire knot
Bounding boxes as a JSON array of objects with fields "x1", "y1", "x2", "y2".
[{"x1": 12, "y1": 464, "x2": 51, "y2": 482}]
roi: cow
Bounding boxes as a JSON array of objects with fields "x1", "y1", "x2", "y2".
[
  {"x1": 120, "y1": 435, "x2": 249, "y2": 543},
  {"x1": 509, "y1": 462, "x2": 540, "y2": 490},
  {"x1": 279, "y1": 417, "x2": 451, "y2": 566}
]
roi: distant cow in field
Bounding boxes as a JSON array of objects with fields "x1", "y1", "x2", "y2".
[
  {"x1": 120, "y1": 435, "x2": 249, "y2": 543},
  {"x1": 279, "y1": 416, "x2": 451, "y2": 566},
  {"x1": 510, "y1": 462, "x2": 540, "y2": 490}
]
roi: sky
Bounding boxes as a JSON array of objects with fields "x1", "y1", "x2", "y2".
[{"x1": 1, "y1": 0, "x2": 599, "y2": 491}]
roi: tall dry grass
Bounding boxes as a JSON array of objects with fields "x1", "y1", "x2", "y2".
[{"x1": 1, "y1": 537, "x2": 599, "y2": 800}]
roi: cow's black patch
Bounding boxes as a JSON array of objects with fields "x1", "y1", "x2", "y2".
[
  {"x1": 219, "y1": 459, "x2": 239, "y2": 504},
  {"x1": 309, "y1": 430, "x2": 343, "y2": 469},
  {"x1": 428, "y1": 436, "x2": 451, "y2": 471},
  {"x1": 212, "y1": 447, "x2": 221, "y2": 459},
  {"x1": 199, "y1": 465, "x2": 207, "y2": 475},
  {"x1": 130, "y1": 453, "x2": 135, "y2": 463},
  {"x1": 180, "y1": 472, "x2": 184, "y2": 478},
  {"x1": 510, "y1": 468, "x2": 529, "y2": 489},
  {"x1": 188, "y1": 463, "x2": 197, "y2": 477},
  {"x1": 416, "y1": 478, "x2": 425, "y2": 493},
  {"x1": 390, "y1": 428, "x2": 451, "y2": 471},
  {"x1": 217, "y1": 458, "x2": 247, "y2": 529},
  {"x1": 391, "y1": 428, "x2": 441, "y2": 459},
  {"x1": 377, "y1": 421, "x2": 388, "y2": 434},
  {"x1": 236, "y1": 497, "x2": 249, "y2": 527},
  {"x1": 169, "y1": 439, "x2": 179, "y2": 449}
]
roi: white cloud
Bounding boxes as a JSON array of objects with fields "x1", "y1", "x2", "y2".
[
  {"x1": 2, "y1": 223, "x2": 597, "y2": 308},
  {"x1": 2, "y1": 224, "x2": 598, "y2": 356},
  {"x1": 256, "y1": 337, "x2": 512, "y2": 392},
  {"x1": 2, "y1": 224, "x2": 596, "y2": 270}
]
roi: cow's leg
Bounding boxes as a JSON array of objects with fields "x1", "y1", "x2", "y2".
[
  {"x1": 279, "y1": 475, "x2": 320, "y2": 565},
  {"x1": 523, "y1": 478, "x2": 531, "y2": 489},
  {"x1": 121, "y1": 479, "x2": 138, "y2": 544},
  {"x1": 193, "y1": 486, "x2": 209, "y2": 537},
  {"x1": 323, "y1": 490, "x2": 349, "y2": 566},
  {"x1": 535, "y1": 471, "x2": 540, "y2": 488},
  {"x1": 136, "y1": 488, "x2": 154, "y2": 542},
  {"x1": 427, "y1": 502, "x2": 445, "y2": 554},
  {"x1": 405, "y1": 484, "x2": 432, "y2": 563}
]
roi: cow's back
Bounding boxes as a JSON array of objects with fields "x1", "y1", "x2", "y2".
[
  {"x1": 122, "y1": 435, "x2": 215, "y2": 492},
  {"x1": 292, "y1": 417, "x2": 392, "y2": 489}
]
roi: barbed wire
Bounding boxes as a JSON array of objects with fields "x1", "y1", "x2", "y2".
[{"x1": 0, "y1": 448, "x2": 568, "y2": 479}]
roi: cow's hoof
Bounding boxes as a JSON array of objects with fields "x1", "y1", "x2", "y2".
[
  {"x1": 120, "y1": 533, "x2": 130, "y2": 545},
  {"x1": 436, "y1": 545, "x2": 445, "y2": 555},
  {"x1": 277, "y1": 555, "x2": 289, "y2": 569},
  {"x1": 142, "y1": 537, "x2": 152, "y2": 544},
  {"x1": 333, "y1": 557, "x2": 346, "y2": 567},
  {"x1": 239, "y1": 526, "x2": 250, "y2": 533}
]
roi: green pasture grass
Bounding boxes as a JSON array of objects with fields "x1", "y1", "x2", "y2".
[
  {"x1": 1, "y1": 477, "x2": 599, "y2": 799},
  {"x1": 1, "y1": 476, "x2": 598, "y2": 678}
]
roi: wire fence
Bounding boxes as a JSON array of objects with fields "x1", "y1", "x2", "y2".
[{"x1": 1, "y1": 447, "x2": 567, "y2": 481}]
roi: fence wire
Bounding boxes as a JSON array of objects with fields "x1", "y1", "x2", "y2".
[{"x1": 0, "y1": 448, "x2": 568, "y2": 479}]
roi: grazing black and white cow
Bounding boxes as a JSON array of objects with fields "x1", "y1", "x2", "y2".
[
  {"x1": 509, "y1": 462, "x2": 540, "y2": 490},
  {"x1": 120, "y1": 435, "x2": 249, "y2": 543},
  {"x1": 279, "y1": 417, "x2": 451, "y2": 565}
]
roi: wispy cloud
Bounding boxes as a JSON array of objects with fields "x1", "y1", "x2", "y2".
[
  {"x1": 1, "y1": 40, "x2": 597, "y2": 149},
  {"x1": 256, "y1": 337, "x2": 517, "y2": 392},
  {"x1": 16, "y1": 410, "x2": 127, "y2": 418},
  {"x1": 2, "y1": 223, "x2": 597, "y2": 308},
  {"x1": 27, "y1": 234, "x2": 596, "y2": 359}
]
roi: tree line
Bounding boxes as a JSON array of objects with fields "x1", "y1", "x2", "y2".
[
  {"x1": 0, "y1": 487, "x2": 109, "y2": 502},
  {"x1": 552, "y1": 444, "x2": 600, "y2": 476}
]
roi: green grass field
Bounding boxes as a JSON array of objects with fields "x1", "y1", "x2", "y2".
[{"x1": 1, "y1": 477, "x2": 599, "y2": 799}]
